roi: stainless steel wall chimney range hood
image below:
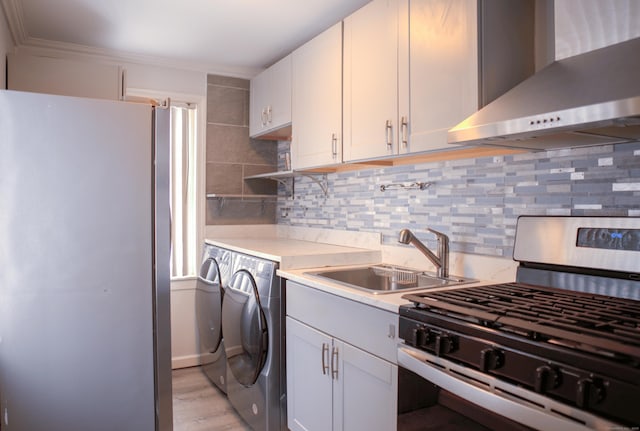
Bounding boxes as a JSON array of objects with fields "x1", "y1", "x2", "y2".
[{"x1": 448, "y1": 2, "x2": 640, "y2": 150}]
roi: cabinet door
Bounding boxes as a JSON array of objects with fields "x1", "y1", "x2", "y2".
[
  {"x1": 335, "y1": 340, "x2": 398, "y2": 431},
  {"x1": 291, "y1": 22, "x2": 343, "y2": 169},
  {"x1": 267, "y1": 55, "x2": 292, "y2": 131},
  {"x1": 286, "y1": 317, "x2": 333, "y2": 431},
  {"x1": 249, "y1": 67, "x2": 270, "y2": 137},
  {"x1": 399, "y1": 0, "x2": 478, "y2": 153},
  {"x1": 249, "y1": 55, "x2": 292, "y2": 138},
  {"x1": 343, "y1": 0, "x2": 400, "y2": 162}
]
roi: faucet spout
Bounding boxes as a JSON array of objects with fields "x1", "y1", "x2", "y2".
[{"x1": 398, "y1": 228, "x2": 449, "y2": 278}]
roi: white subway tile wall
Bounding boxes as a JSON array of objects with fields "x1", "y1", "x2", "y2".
[{"x1": 277, "y1": 141, "x2": 640, "y2": 258}]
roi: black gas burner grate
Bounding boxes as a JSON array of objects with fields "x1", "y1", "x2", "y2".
[{"x1": 403, "y1": 283, "x2": 640, "y2": 362}]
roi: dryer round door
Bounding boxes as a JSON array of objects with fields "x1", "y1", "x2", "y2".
[
  {"x1": 195, "y1": 257, "x2": 223, "y2": 356},
  {"x1": 222, "y1": 269, "x2": 268, "y2": 387}
]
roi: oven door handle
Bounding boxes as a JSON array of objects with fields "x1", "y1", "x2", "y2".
[{"x1": 398, "y1": 346, "x2": 613, "y2": 431}]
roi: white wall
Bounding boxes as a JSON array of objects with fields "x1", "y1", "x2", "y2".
[
  {"x1": 0, "y1": 5, "x2": 15, "y2": 89},
  {"x1": 121, "y1": 60, "x2": 207, "y2": 369},
  {"x1": 123, "y1": 61, "x2": 206, "y2": 99},
  {"x1": 170, "y1": 280, "x2": 201, "y2": 369},
  {"x1": 118, "y1": 59, "x2": 208, "y2": 369}
]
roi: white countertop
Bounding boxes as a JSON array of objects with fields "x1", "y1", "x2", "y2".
[
  {"x1": 205, "y1": 225, "x2": 515, "y2": 313},
  {"x1": 278, "y1": 265, "x2": 492, "y2": 313},
  {"x1": 205, "y1": 237, "x2": 381, "y2": 270}
]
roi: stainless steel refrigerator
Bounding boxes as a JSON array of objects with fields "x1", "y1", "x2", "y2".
[{"x1": 0, "y1": 90, "x2": 173, "y2": 431}]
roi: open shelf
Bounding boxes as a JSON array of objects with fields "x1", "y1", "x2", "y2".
[
  {"x1": 243, "y1": 170, "x2": 296, "y2": 180},
  {"x1": 206, "y1": 193, "x2": 277, "y2": 213},
  {"x1": 243, "y1": 170, "x2": 329, "y2": 197},
  {"x1": 206, "y1": 193, "x2": 277, "y2": 199}
]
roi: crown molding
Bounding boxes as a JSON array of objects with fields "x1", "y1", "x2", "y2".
[
  {"x1": 1, "y1": 0, "x2": 27, "y2": 45},
  {"x1": 2, "y1": 0, "x2": 261, "y2": 79},
  {"x1": 16, "y1": 36, "x2": 260, "y2": 79}
]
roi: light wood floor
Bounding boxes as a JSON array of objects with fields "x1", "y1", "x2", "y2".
[{"x1": 172, "y1": 366, "x2": 252, "y2": 431}]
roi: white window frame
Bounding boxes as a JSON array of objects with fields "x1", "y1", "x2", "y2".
[{"x1": 126, "y1": 87, "x2": 207, "y2": 282}]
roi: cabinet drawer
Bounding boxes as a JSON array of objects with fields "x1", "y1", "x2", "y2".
[{"x1": 286, "y1": 281, "x2": 398, "y2": 363}]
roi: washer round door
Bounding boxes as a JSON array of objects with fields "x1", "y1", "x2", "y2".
[
  {"x1": 195, "y1": 257, "x2": 223, "y2": 356},
  {"x1": 222, "y1": 269, "x2": 268, "y2": 387}
]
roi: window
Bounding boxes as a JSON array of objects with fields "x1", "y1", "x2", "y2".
[
  {"x1": 170, "y1": 103, "x2": 198, "y2": 278},
  {"x1": 125, "y1": 85, "x2": 202, "y2": 280}
]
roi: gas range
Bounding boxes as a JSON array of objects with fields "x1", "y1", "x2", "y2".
[{"x1": 398, "y1": 216, "x2": 640, "y2": 430}]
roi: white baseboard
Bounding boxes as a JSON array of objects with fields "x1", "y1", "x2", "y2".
[{"x1": 172, "y1": 354, "x2": 201, "y2": 369}]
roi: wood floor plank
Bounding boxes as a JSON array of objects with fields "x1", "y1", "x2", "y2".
[{"x1": 173, "y1": 367, "x2": 252, "y2": 431}]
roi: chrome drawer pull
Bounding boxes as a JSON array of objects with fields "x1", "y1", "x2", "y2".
[
  {"x1": 321, "y1": 343, "x2": 329, "y2": 375},
  {"x1": 386, "y1": 120, "x2": 393, "y2": 149},
  {"x1": 331, "y1": 346, "x2": 339, "y2": 380}
]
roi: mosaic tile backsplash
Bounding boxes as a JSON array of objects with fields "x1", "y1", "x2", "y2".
[{"x1": 276, "y1": 141, "x2": 640, "y2": 258}]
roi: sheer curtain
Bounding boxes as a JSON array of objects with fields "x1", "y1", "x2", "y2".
[{"x1": 170, "y1": 103, "x2": 198, "y2": 278}]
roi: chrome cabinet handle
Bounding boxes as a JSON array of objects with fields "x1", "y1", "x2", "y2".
[
  {"x1": 386, "y1": 120, "x2": 393, "y2": 150},
  {"x1": 401, "y1": 116, "x2": 408, "y2": 149},
  {"x1": 331, "y1": 133, "x2": 338, "y2": 158},
  {"x1": 321, "y1": 343, "x2": 329, "y2": 375},
  {"x1": 331, "y1": 346, "x2": 339, "y2": 380},
  {"x1": 261, "y1": 107, "x2": 267, "y2": 126},
  {"x1": 267, "y1": 105, "x2": 272, "y2": 124}
]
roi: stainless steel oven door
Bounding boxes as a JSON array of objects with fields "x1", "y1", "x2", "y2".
[{"x1": 398, "y1": 345, "x2": 621, "y2": 431}]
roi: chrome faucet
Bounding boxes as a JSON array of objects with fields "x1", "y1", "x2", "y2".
[{"x1": 398, "y1": 228, "x2": 449, "y2": 278}]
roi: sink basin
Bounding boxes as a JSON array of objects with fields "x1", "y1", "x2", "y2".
[{"x1": 305, "y1": 264, "x2": 474, "y2": 295}]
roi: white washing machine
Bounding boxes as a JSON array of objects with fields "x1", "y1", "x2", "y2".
[
  {"x1": 195, "y1": 243, "x2": 233, "y2": 393},
  {"x1": 222, "y1": 251, "x2": 286, "y2": 431}
]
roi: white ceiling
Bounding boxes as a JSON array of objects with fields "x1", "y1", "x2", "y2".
[{"x1": 2, "y1": 0, "x2": 371, "y2": 76}]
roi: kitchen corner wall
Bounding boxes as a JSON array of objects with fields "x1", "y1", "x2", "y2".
[
  {"x1": 277, "y1": 142, "x2": 640, "y2": 258},
  {"x1": 1, "y1": 6, "x2": 13, "y2": 89},
  {"x1": 206, "y1": 74, "x2": 277, "y2": 225}
]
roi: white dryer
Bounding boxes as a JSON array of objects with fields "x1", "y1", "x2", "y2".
[
  {"x1": 195, "y1": 243, "x2": 233, "y2": 393},
  {"x1": 222, "y1": 251, "x2": 285, "y2": 431}
]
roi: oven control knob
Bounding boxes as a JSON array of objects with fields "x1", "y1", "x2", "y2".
[
  {"x1": 576, "y1": 378, "x2": 605, "y2": 408},
  {"x1": 480, "y1": 348, "x2": 504, "y2": 371},
  {"x1": 415, "y1": 328, "x2": 431, "y2": 348},
  {"x1": 534, "y1": 365, "x2": 561, "y2": 393},
  {"x1": 435, "y1": 333, "x2": 456, "y2": 356},
  {"x1": 409, "y1": 326, "x2": 429, "y2": 347}
]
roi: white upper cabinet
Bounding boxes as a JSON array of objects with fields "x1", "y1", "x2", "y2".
[
  {"x1": 343, "y1": 0, "x2": 400, "y2": 162},
  {"x1": 291, "y1": 22, "x2": 343, "y2": 170},
  {"x1": 280, "y1": 0, "x2": 532, "y2": 168},
  {"x1": 344, "y1": 0, "x2": 478, "y2": 161},
  {"x1": 249, "y1": 54, "x2": 292, "y2": 139},
  {"x1": 7, "y1": 53, "x2": 121, "y2": 100},
  {"x1": 401, "y1": 0, "x2": 479, "y2": 154},
  {"x1": 343, "y1": 0, "x2": 479, "y2": 161}
]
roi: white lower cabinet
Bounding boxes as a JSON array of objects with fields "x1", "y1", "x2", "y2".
[
  {"x1": 286, "y1": 317, "x2": 335, "y2": 431},
  {"x1": 286, "y1": 282, "x2": 398, "y2": 431}
]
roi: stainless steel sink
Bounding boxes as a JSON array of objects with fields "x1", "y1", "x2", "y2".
[{"x1": 305, "y1": 264, "x2": 474, "y2": 295}]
